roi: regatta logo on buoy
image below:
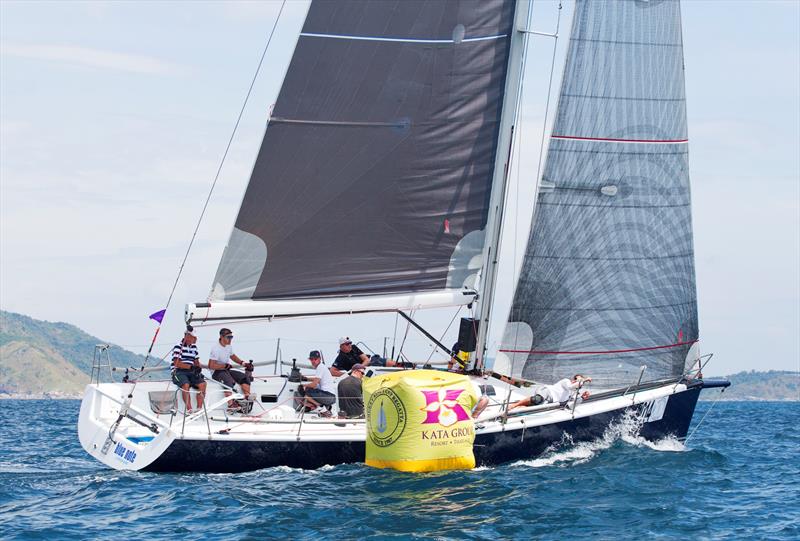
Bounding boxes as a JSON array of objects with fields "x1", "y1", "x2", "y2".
[
  {"x1": 421, "y1": 388, "x2": 470, "y2": 427},
  {"x1": 367, "y1": 388, "x2": 407, "y2": 447}
]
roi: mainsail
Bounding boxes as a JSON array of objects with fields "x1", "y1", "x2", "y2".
[
  {"x1": 499, "y1": 0, "x2": 698, "y2": 386},
  {"x1": 211, "y1": 0, "x2": 516, "y2": 304}
]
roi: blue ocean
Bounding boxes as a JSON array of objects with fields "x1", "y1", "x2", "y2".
[{"x1": 0, "y1": 400, "x2": 797, "y2": 540}]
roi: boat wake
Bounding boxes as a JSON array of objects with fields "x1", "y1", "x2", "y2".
[{"x1": 512, "y1": 411, "x2": 686, "y2": 469}]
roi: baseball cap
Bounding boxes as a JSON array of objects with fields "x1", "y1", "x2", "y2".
[
  {"x1": 308, "y1": 350, "x2": 321, "y2": 359},
  {"x1": 184, "y1": 326, "x2": 196, "y2": 337},
  {"x1": 338, "y1": 337, "x2": 352, "y2": 345}
]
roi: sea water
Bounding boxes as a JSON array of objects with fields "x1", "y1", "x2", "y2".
[{"x1": 0, "y1": 400, "x2": 797, "y2": 540}]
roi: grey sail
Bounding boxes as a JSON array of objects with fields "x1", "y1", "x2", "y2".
[
  {"x1": 212, "y1": 0, "x2": 516, "y2": 301},
  {"x1": 500, "y1": 0, "x2": 698, "y2": 387}
]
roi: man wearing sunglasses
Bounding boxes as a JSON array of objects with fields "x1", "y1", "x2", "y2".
[
  {"x1": 208, "y1": 328, "x2": 253, "y2": 410},
  {"x1": 330, "y1": 337, "x2": 398, "y2": 377}
]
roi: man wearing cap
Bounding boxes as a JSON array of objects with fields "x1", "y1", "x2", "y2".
[
  {"x1": 171, "y1": 326, "x2": 207, "y2": 412},
  {"x1": 331, "y1": 337, "x2": 396, "y2": 377},
  {"x1": 337, "y1": 363, "x2": 366, "y2": 418},
  {"x1": 208, "y1": 328, "x2": 253, "y2": 410},
  {"x1": 298, "y1": 350, "x2": 336, "y2": 416}
]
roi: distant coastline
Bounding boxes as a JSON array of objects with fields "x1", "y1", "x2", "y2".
[
  {"x1": 1, "y1": 310, "x2": 797, "y2": 401},
  {"x1": 0, "y1": 392, "x2": 83, "y2": 400},
  {"x1": 3, "y1": 370, "x2": 798, "y2": 402}
]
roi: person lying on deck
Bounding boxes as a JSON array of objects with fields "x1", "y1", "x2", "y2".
[
  {"x1": 507, "y1": 374, "x2": 592, "y2": 412},
  {"x1": 208, "y1": 327, "x2": 253, "y2": 411},
  {"x1": 329, "y1": 337, "x2": 398, "y2": 377},
  {"x1": 171, "y1": 326, "x2": 207, "y2": 413}
]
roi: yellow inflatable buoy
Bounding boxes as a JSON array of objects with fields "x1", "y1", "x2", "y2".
[{"x1": 363, "y1": 370, "x2": 478, "y2": 472}]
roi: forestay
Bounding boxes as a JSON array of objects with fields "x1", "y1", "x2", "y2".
[
  {"x1": 499, "y1": 0, "x2": 698, "y2": 387},
  {"x1": 211, "y1": 0, "x2": 517, "y2": 303}
]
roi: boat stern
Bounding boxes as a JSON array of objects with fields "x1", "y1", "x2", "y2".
[{"x1": 78, "y1": 383, "x2": 175, "y2": 471}]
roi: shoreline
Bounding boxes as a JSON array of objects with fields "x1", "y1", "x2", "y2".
[{"x1": 0, "y1": 393, "x2": 83, "y2": 400}]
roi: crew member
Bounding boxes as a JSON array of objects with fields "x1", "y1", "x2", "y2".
[
  {"x1": 337, "y1": 363, "x2": 366, "y2": 418},
  {"x1": 171, "y1": 326, "x2": 207, "y2": 413},
  {"x1": 298, "y1": 350, "x2": 336, "y2": 416},
  {"x1": 331, "y1": 337, "x2": 397, "y2": 377},
  {"x1": 208, "y1": 328, "x2": 253, "y2": 410},
  {"x1": 507, "y1": 374, "x2": 592, "y2": 412}
]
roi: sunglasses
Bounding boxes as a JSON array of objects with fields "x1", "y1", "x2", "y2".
[{"x1": 224, "y1": 335, "x2": 234, "y2": 340}]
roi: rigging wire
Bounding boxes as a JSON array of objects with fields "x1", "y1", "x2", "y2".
[
  {"x1": 423, "y1": 306, "x2": 463, "y2": 364},
  {"x1": 501, "y1": 0, "x2": 563, "y2": 413},
  {"x1": 140, "y1": 0, "x2": 288, "y2": 370},
  {"x1": 396, "y1": 309, "x2": 415, "y2": 360},
  {"x1": 390, "y1": 311, "x2": 399, "y2": 360},
  {"x1": 503, "y1": 1, "x2": 563, "y2": 380},
  {"x1": 533, "y1": 1, "x2": 564, "y2": 187},
  {"x1": 684, "y1": 389, "x2": 725, "y2": 444},
  {"x1": 506, "y1": 0, "x2": 538, "y2": 384}
]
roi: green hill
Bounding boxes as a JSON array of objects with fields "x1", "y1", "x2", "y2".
[
  {"x1": 701, "y1": 370, "x2": 799, "y2": 402},
  {"x1": 0, "y1": 310, "x2": 147, "y2": 396},
  {"x1": 0, "y1": 309, "x2": 797, "y2": 401}
]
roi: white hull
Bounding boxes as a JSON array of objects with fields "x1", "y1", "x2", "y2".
[{"x1": 77, "y1": 368, "x2": 705, "y2": 472}]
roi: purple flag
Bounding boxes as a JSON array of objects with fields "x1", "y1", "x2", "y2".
[{"x1": 149, "y1": 309, "x2": 166, "y2": 324}]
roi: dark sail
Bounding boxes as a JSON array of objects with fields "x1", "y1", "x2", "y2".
[
  {"x1": 212, "y1": 0, "x2": 516, "y2": 301},
  {"x1": 499, "y1": 0, "x2": 698, "y2": 386}
]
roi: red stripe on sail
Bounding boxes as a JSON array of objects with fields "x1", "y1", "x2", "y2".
[
  {"x1": 551, "y1": 134, "x2": 688, "y2": 144},
  {"x1": 499, "y1": 339, "x2": 698, "y2": 356}
]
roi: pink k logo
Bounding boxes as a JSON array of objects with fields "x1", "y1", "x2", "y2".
[{"x1": 421, "y1": 388, "x2": 470, "y2": 427}]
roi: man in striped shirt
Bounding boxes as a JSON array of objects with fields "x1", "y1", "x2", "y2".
[{"x1": 172, "y1": 326, "x2": 207, "y2": 412}]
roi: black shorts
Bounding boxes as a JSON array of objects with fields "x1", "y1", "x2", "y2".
[
  {"x1": 369, "y1": 355, "x2": 387, "y2": 367},
  {"x1": 172, "y1": 369, "x2": 204, "y2": 388},
  {"x1": 212, "y1": 369, "x2": 252, "y2": 389}
]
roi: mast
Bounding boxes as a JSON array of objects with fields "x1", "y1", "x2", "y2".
[{"x1": 475, "y1": 0, "x2": 533, "y2": 370}]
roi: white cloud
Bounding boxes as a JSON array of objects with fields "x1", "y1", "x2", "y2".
[{"x1": 0, "y1": 42, "x2": 182, "y2": 75}]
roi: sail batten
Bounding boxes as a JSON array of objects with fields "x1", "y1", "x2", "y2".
[
  {"x1": 499, "y1": 0, "x2": 698, "y2": 387},
  {"x1": 298, "y1": 32, "x2": 509, "y2": 44}
]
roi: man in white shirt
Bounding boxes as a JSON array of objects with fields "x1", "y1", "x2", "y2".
[
  {"x1": 297, "y1": 350, "x2": 336, "y2": 417},
  {"x1": 507, "y1": 374, "x2": 592, "y2": 412},
  {"x1": 208, "y1": 328, "x2": 253, "y2": 409}
]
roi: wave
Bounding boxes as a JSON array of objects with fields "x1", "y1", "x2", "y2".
[{"x1": 511, "y1": 410, "x2": 686, "y2": 469}]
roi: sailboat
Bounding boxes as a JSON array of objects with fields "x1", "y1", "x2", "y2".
[{"x1": 78, "y1": 0, "x2": 729, "y2": 473}]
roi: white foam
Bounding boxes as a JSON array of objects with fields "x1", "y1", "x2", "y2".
[
  {"x1": 511, "y1": 410, "x2": 685, "y2": 468},
  {"x1": 623, "y1": 433, "x2": 686, "y2": 452},
  {"x1": 516, "y1": 443, "x2": 598, "y2": 468},
  {"x1": 267, "y1": 465, "x2": 314, "y2": 474}
]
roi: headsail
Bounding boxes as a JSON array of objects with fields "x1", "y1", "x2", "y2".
[
  {"x1": 498, "y1": 0, "x2": 698, "y2": 386},
  {"x1": 212, "y1": 0, "x2": 516, "y2": 302}
]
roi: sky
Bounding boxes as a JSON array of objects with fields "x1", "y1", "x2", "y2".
[{"x1": 1, "y1": 0, "x2": 798, "y2": 376}]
